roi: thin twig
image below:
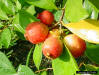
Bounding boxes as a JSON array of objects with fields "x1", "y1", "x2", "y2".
[
  {"x1": 59, "y1": 5, "x2": 66, "y2": 34},
  {"x1": 51, "y1": 5, "x2": 66, "y2": 30},
  {"x1": 59, "y1": 6, "x2": 66, "y2": 22},
  {"x1": 35, "y1": 68, "x2": 53, "y2": 73},
  {"x1": 56, "y1": 5, "x2": 66, "y2": 26},
  {"x1": 79, "y1": 62, "x2": 84, "y2": 68}
]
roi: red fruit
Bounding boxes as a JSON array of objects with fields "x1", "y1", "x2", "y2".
[
  {"x1": 24, "y1": 22, "x2": 49, "y2": 44},
  {"x1": 42, "y1": 35, "x2": 63, "y2": 59},
  {"x1": 37, "y1": 10, "x2": 54, "y2": 26},
  {"x1": 64, "y1": 34, "x2": 86, "y2": 58}
]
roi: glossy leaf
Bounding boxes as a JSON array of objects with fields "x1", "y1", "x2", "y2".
[
  {"x1": 33, "y1": 44, "x2": 42, "y2": 69},
  {"x1": 96, "y1": 68, "x2": 99, "y2": 75},
  {"x1": 17, "y1": 65, "x2": 36, "y2": 75},
  {"x1": 26, "y1": 5, "x2": 36, "y2": 15},
  {"x1": 0, "y1": 42, "x2": 2, "y2": 49},
  {"x1": 40, "y1": 71, "x2": 47, "y2": 75},
  {"x1": 13, "y1": 14, "x2": 25, "y2": 34},
  {"x1": 0, "y1": 24, "x2": 3, "y2": 28},
  {"x1": 85, "y1": 43, "x2": 99, "y2": 64},
  {"x1": 85, "y1": 64, "x2": 97, "y2": 71},
  {"x1": 52, "y1": 0, "x2": 55, "y2": 3},
  {"x1": 26, "y1": 0, "x2": 58, "y2": 10},
  {"x1": 0, "y1": 8, "x2": 8, "y2": 20},
  {"x1": 26, "y1": 45, "x2": 34, "y2": 66},
  {"x1": 54, "y1": 10, "x2": 62, "y2": 22},
  {"x1": 13, "y1": 10, "x2": 38, "y2": 34},
  {"x1": 0, "y1": 0, "x2": 15, "y2": 15},
  {"x1": 0, "y1": 52, "x2": 16, "y2": 74},
  {"x1": 91, "y1": 10, "x2": 98, "y2": 20},
  {"x1": 65, "y1": 0, "x2": 88, "y2": 22},
  {"x1": 54, "y1": 10, "x2": 69, "y2": 24},
  {"x1": 52, "y1": 45, "x2": 79, "y2": 75},
  {"x1": 88, "y1": 0, "x2": 99, "y2": 12},
  {"x1": 84, "y1": 0, "x2": 93, "y2": 15},
  {"x1": 0, "y1": 28, "x2": 11, "y2": 48},
  {"x1": 18, "y1": 0, "x2": 26, "y2": 6},
  {"x1": 84, "y1": 0, "x2": 98, "y2": 20},
  {"x1": 16, "y1": 0, "x2": 21, "y2": 10},
  {"x1": 63, "y1": 19, "x2": 99, "y2": 44},
  {"x1": 62, "y1": 0, "x2": 67, "y2": 7},
  {"x1": 85, "y1": 64, "x2": 99, "y2": 75}
]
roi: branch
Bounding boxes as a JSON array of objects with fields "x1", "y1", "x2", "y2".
[
  {"x1": 35, "y1": 68, "x2": 53, "y2": 73},
  {"x1": 51, "y1": 5, "x2": 66, "y2": 29},
  {"x1": 79, "y1": 62, "x2": 84, "y2": 68}
]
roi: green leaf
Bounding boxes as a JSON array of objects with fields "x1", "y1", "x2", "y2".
[
  {"x1": 18, "y1": 0, "x2": 26, "y2": 6},
  {"x1": 84, "y1": 0, "x2": 98, "y2": 20},
  {"x1": 26, "y1": 5, "x2": 36, "y2": 15},
  {"x1": 26, "y1": 45, "x2": 34, "y2": 66},
  {"x1": 88, "y1": 0, "x2": 99, "y2": 12},
  {"x1": 84, "y1": 0, "x2": 93, "y2": 15},
  {"x1": 0, "y1": 52, "x2": 16, "y2": 74},
  {"x1": 62, "y1": 0, "x2": 67, "y2": 7},
  {"x1": 17, "y1": 65, "x2": 36, "y2": 75},
  {"x1": 0, "y1": 0, "x2": 15, "y2": 15},
  {"x1": 26, "y1": 0, "x2": 58, "y2": 10},
  {"x1": 52, "y1": 0, "x2": 55, "y2": 3},
  {"x1": 0, "y1": 24, "x2": 3, "y2": 28},
  {"x1": 0, "y1": 42, "x2": 2, "y2": 49},
  {"x1": 33, "y1": 44, "x2": 42, "y2": 70},
  {"x1": 54, "y1": 10, "x2": 69, "y2": 24},
  {"x1": 13, "y1": 13, "x2": 25, "y2": 34},
  {"x1": 85, "y1": 43, "x2": 99, "y2": 64},
  {"x1": 85, "y1": 64, "x2": 97, "y2": 71},
  {"x1": 16, "y1": 0, "x2": 21, "y2": 10},
  {"x1": 54, "y1": 10, "x2": 62, "y2": 22},
  {"x1": 15, "y1": 31, "x2": 25, "y2": 40},
  {"x1": 85, "y1": 64, "x2": 99, "y2": 75},
  {"x1": 0, "y1": 8, "x2": 8, "y2": 20},
  {"x1": 40, "y1": 71, "x2": 47, "y2": 75},
  {"x1": 96, "y1": 68, "x2": 99, "y2": 75},
  {"x1": 91, "y1": 10, "x2": 98, "y2": 20},
  {"x1": 52, "y1": 45, "x2": 79, "y2": 75},
  {"x1": 0, "y1": 28, "x2": 11, "y2": 48},
  {"x1": 13, "y1": 10, "x2": 38, "y2": 34},
  {"x1": 65, "y1": 0, "x2": 88, "y2": 22}
]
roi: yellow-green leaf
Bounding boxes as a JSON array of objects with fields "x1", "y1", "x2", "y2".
[{"x1": 63, "y1": 19, "x2": 99, "y2": 44}]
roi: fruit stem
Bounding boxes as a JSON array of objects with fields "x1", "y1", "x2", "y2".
[
  {"x1": 51, "y1": 5, "x2": 66, "y2": 30},
  {"x1": 61, "y1": 21, "x2": 68, "y2": 27},
  {"x1": 58, "y1": 5, "x2": 66, "y2": 34},
  {"x1": 26, "y1": 45, "x2": 35, "y2": 66}
]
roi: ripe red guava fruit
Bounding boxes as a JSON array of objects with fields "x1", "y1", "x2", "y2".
[
  {"x1": 37, "y1": 10, "x2": 54, "y2": 26},
  {"x1": 42, "y1": 34, "x2": 63, "y2": 59},
  {"x1": 64, "y1": 34, "x2": 86, "y2": 58},
  {"x1": 24, "y1": 22, "x2": 49, "y2": 44}
]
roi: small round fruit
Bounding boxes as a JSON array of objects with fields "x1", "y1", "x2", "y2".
[
  {"x1": 37, "y1": 10, "x2": 54, "y2": 26},
  {"x1": 42, "y1": 35, "x2": 63, "y2": 59},
  {"x1": 64, "y1": 34, "x2": 86, "y2": 58},
  {"x1": 24, "y1": 22, "x2": 49, "y2": 44}
]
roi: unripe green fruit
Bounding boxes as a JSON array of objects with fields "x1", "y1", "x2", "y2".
[
  {"x1": 64, "y1": 34, "x2": 86, "y2": 58},
  {"x1": 37, "y1": 10, "x2": 54, "y2": 26},
  {"x1": 24, "y1": 22, "x2": 49, "y2": 44},
  {"x1": 42, "y1": 34, "x2": 63, "y2": 59}
]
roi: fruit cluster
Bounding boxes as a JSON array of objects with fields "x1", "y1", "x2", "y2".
[{"x1": 24, "y1": 10, "x2": 86, "y2": 59}]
